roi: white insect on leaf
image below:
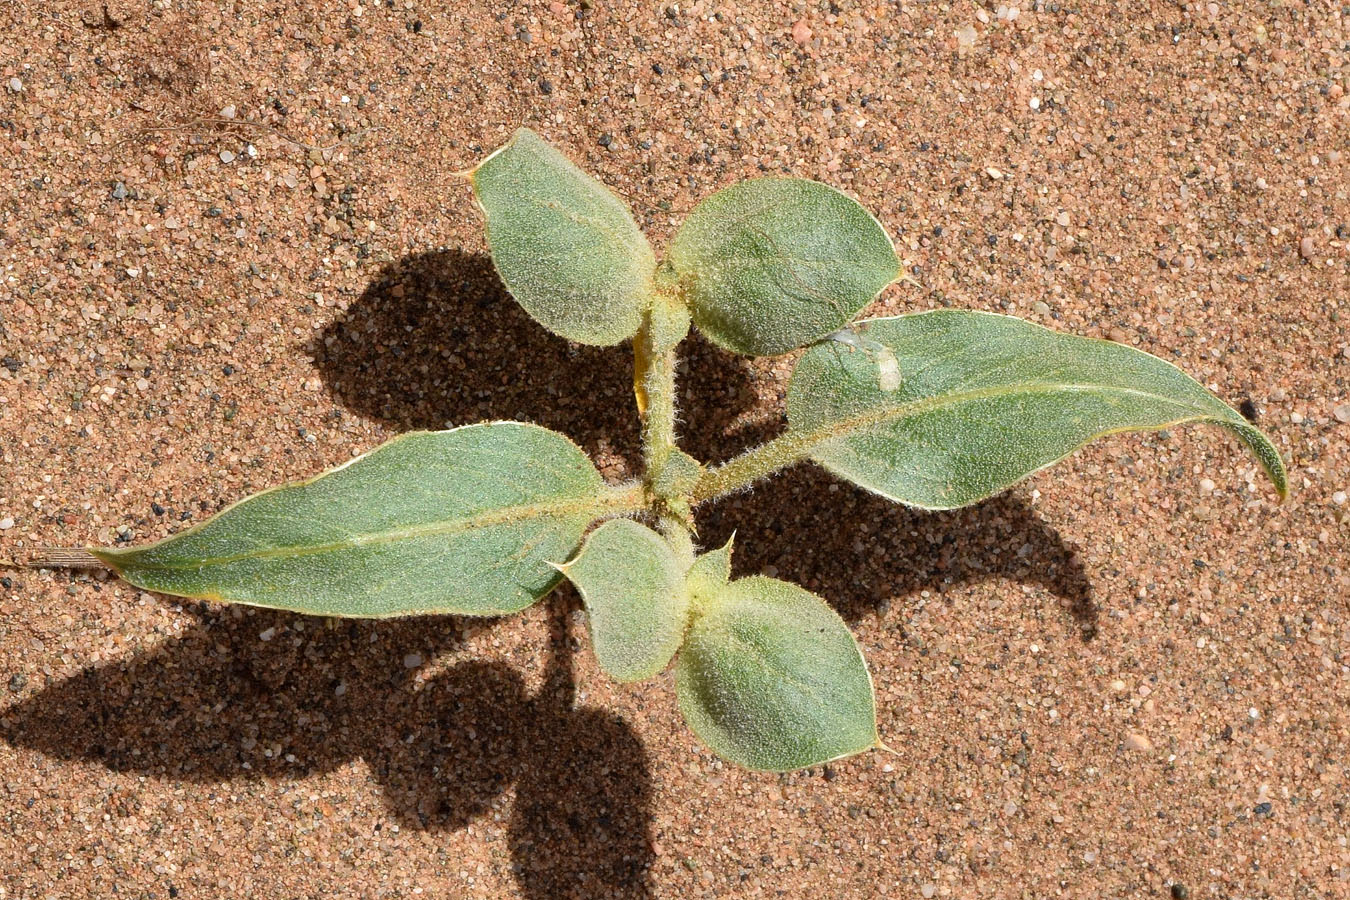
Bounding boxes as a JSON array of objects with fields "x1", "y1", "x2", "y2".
[{"x1": 825, "y1": 324, "x2": 902, "y2": 393}]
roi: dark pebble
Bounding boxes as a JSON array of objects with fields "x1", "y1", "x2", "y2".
[
  {"x1": 411, "y1": 19, "x2": 422, "y2": 32},
  {"x1": 1171, "y1": 885, "x2": 1189, "y2": 900},
  {"x1": 110, "y1": 181, "x2": 128, "y2": 200},
  {"x1": 598, "y1": 132, "x2": 612, "y2": 148},
  {"x1": 2, "y1": 356, "x2": 21, "y2": 372},
  {"x1": 538, "y1": 78, "x2": 553, "y2": 95},
  {"x1": 7, "y1": 672, "x2": 26, "y2": 693},
  {"x1": 1254, "y1": 801, "x2": 1272, "y2": 816},
  {"x1": 151, "y1": 502, "x2": 166, "y2": 516},
  {"x1": 207, "y1": 207, "x2": 223, "y2": 217},
  {"x1": 222, "y1": 364, "x2": 235, "y2": 375},
  {"x1": 986, "y1": 234, "x2": 998, "y2": 246}
]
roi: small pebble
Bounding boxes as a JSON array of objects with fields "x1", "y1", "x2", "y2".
[
  {"x1": 0, "y1": 517, "x2": 14, "y2": 530},
  {"x1": 1171, "y1": 885, "x2": 1189, "y2": 900},
  {"x1": 1299, "y1": 235, "x2": 1315, "y2": 260},
  {"x1": 7, "y1": 77, "x2": 22, "y2": 93},
  {"x1": 920, "y1": 884, "x2": 936, "y2": 899},
  {"x1": 1290, "y1": 411, "x2": 1304, "y2": 424},
  {"x1": 1199, "y1": 478, "x2": 1215, "y2": 492},
  {"x1": 1124, "y1": 733, "x2": 1153, "y2": 752},
  {"x1": 8, "y1": 672, "x2": 27, "y2": 692},
  {"x1": 1332, "y1": 491, "x2": 1346, "y2": 506},
  {"x1": 110, "y1": 181, "x2": 128, "y2": 200},
  {"x1": 1333, "y1": 404, "x2": 1350, "y2": 424},
  {"x1": 792, "y1": 18, "x2": 812, "y2": 44},
  {"x1": 220, "y1": 150, "x2": 236, "y2": 163},
  {"x1": 403, "y1": 652, "x2": 423, "y2": 669},
  {"x1": 259, "y1": 627, "x2": 276, "y2": 641}
]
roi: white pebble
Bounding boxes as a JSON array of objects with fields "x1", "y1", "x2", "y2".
[
  {"x1": 1199, "y1": 478, "x2": 1216, "y2": 492},
  {"x1": 219, "y1": 150, "x2": 236, "y2": 163},
  {"x1": 921, "y1": 885, "x2": 936, "y2": 899},
  {"x1": 1290, "y1": 411, "x2": 1304, "y2": 424},
  {"x1": 7, "y1": 77, "x2": 22, "y2": 92},
  {"x1": 0, "y1": 517, "x2": 13, "y2": 530},
  {"x1": 1333, "y1": 404, "x2": 1350, "y2": 424},
  {"x1": 259, "y1": 627, "x2": 276, "y2": 641},
  {"x1": 220, "y1": 104, "x2": 236, "y2": 119},
  {"x1": 1028, "y1": 96, "x2": 1040, "y2": 110},
  {"x1": 404, "y1": 652, "x2": 423, "y2": 669},
  {"x1": 1332, "y1": 491, "x2": 1346, "y2": 506}
]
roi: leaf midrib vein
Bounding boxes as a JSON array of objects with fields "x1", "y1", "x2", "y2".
[{"x1": 117, "y1": 490, "x2": 633, "y2": 570}]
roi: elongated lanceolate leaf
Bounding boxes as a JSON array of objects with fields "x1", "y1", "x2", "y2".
[
  {"x1": 787, "y1": 310, "x2": 1288, "y2": 510},
  {"x1": 471, "y1": 128, "x2": 655, "y2": 346},
  {"x1": 668, "y1": 178, "x2": 899, "y2": 356},
  {"x1": 561, "y1": 520, "x2": 690, "y2": 682},
  {"x1": 94, "y1": 424, "x2": 637, "y2": 617},
  {"x1": 676, "y1": 575, "x2": 878, "y2": 772}
]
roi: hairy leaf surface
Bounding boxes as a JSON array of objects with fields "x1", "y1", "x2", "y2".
[
  {"x1": 676, "y1": 575, "x2": 877, "y2": 771},
  {"x1": 472, "y1": 128, "x2": 654, "y2": 345},
  {"x1": 669, "y1": 178, "x2": 899, "y2": 356},
  {"x1": 787, "y1": 310, "x2": 1288, "y2": 509},
  {"x1": 562, "y1": 519, "x2": 690, "y2": 682},
  {"x1": 95, "y1": 424, "x2": 635, "y2": 617}
]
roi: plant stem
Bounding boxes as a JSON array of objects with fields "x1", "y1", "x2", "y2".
[
  {"x1": 634, "y1": 305, "x2": 699, "y2": 563},
  {"x1": 634, "y1": 309, "x2": 680, "y2": 493},
  {"x1": 690, "y1": 428, "x2": 819, "y2": 504}
]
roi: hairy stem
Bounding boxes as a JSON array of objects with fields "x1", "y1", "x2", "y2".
[
  {"x1": 691, "y1": 429, "x2": 818, "y2": 504},
  {"x1": 634, "y1": 312, "x2": 679, "y2": 485},
  {"x1": 634, "y1": 303, "x2": 701, "y2": 561}
]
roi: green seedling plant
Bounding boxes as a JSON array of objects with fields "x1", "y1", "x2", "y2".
[{"x1": 73, "y1": 128, "x2": 1286, "y2": 772}]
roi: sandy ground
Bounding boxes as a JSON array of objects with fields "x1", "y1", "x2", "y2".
[{"x1": 1, "y1": 1, "x2": 1348, "y2": 897}]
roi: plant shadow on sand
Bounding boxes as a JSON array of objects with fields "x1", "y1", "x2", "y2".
[{"x1": 2, "y1": 248, "x2": 1095, "y2": 898}]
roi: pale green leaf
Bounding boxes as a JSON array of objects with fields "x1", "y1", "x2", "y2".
[
  {"x1": 685, "y1": 536, "x2": 732, "y2": 595},
  {"x1": 471, "y1": 127, "x2": 655, "y2": 346},
  {"x1": 94, "y1": 424, "x2": 638, "y2": 617},
  {"x1": 561, "y1": 519, "x2": 690, "y2": 682},
  {"x1": 787, "y1": 310, "x2": 1288, "y2": 510},
  {"x1": 676, "y1": 575, "x2": 877, "y2": 772},
  {"x1": 668, "y1": 178, "x2": 899, "y2": 356}
]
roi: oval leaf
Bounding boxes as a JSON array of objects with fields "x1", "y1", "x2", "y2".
[
  {"x1": 562, "y1": 520, "x2": 690, "y2": 682},
  {"x1": 471, "y1": 127, "x2": 655, "y2": 345},
  {"x1": 94, "y1": 424, "x2": 637, "y2": 617},
  {"x1": 676, "y1": 575, "x2": 878, "y2": 772},
  {"x1": 787, "y1": 310, "x2": 1288, "y2": 510},
  {"x1": 668, "y1": 178, "x2": 899, "y2": 356}
]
